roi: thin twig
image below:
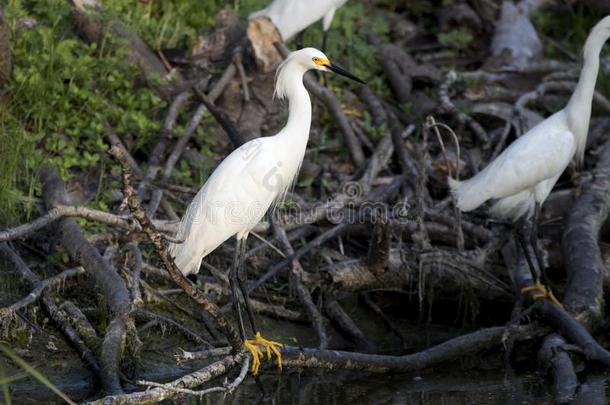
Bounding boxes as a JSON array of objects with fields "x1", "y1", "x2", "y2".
[{"x1": 0, "y1": 267, "x2": 84, "y2": 316}]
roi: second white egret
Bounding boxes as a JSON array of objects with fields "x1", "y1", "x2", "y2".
[
  {"x1": 449, "y1": 15, "x2": 610, "y2": 304},
  {"x1": 249, "y1": 0, "x2": 348, "y2": 51}
]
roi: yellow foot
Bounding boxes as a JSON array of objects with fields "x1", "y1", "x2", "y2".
[
  {"x1": 243, "y1": 332, "x2": 284, "y2": 376},
  {"x1": 521, "y1": 282, "x2": 562, "y2": 307}
]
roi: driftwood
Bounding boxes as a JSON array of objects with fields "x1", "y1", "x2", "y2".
[
  {"x1": 0, "y1": 243, "x2": 100, "y2": 375},
  {"x1": 538, "y1": 333, "x2": 578, "y2": 404},
  {"x1": 562, "y1": 138, "x2": 610, "y2": 327},
  {"x1": 40, "y1": 166, "x2": 134, "y2": 394},
  {"x1": 85, "y1": 352, "x2": 246, "y2": 405},
  {"x1": 271, "y1": 217, "x2": 329, "y2": 349}
]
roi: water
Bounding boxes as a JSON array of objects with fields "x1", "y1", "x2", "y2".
[{"x1": 181, "y1": 368, "x2": 607, "y2": 404}]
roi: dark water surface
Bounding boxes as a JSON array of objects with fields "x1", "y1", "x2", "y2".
[{"x1": 178, "y1": 368, "x2": 608, "y2": 405}]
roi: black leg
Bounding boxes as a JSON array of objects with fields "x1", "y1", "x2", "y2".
[
  {"x1": 321, "y1": 29, "x2": 329, "y2": 53},
  {"x1": 530, "y1": 203, "x2": 551, "y2": 287},
  {"x1": 296, "y1": 31, "x2": 304, "y2": 50},
  {"x1": 229, "y1": 238, "x2": 246, "y2": 341},
  {"x1": 236, "y1": 236, "x2": 258, "y2": 335},
  {"x1": 514, "y1": 216, "x2": 540, "y2": 284}
]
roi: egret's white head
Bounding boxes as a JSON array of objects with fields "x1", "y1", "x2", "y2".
[{"x1": 275, "y1": 47, "x2": 364, "y2": 99}]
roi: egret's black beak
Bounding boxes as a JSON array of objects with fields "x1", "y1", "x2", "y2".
[{"x1": 325, "y1": 63, "x2": 365, "y2": 84}]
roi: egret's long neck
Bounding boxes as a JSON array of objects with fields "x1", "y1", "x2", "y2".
[
  {"x1": 565, "y1": 26, "x2": 609, "y2": 164},
  {"x1": 276, "y1": 64, "x2": 312, "y2": 147}
]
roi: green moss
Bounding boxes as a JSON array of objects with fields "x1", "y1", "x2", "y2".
[{"x1": 437, "y1": 28, "x2": 473, "y2": 50}]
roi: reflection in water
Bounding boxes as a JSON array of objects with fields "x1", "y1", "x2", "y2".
[
  {"x1": 177, "y1": 368, "x2": 551, "y2": 405},
  {"x1": 176, "y1": 368, "x2": 609, "y2": 405}
]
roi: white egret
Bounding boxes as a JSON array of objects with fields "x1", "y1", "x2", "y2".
[
  {"x1": 169, "y1": 48, "x2": 364, "y2": 374},
  {"x1": 249, "y1": 0, "x2": 348, "y2": 51},
  {"x1": 449, "y1": 15, "x2": 610, "y2": 304}
]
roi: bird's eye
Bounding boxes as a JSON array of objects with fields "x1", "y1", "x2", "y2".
[{"x1": 312, "y1": 57, "x2": 319, "y2": 62}]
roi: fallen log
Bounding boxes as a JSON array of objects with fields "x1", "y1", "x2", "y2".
[
  {"x1": 562, "y1": 137, "x2": 610, "y2": 327},
  {"x1": 40, "y1": 165, "x2": 132, "y2": 394}
]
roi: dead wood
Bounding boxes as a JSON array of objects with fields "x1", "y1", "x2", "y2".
[
  {"x1": 562, "y1": 138, "x2": 610, "y2": 327},
  {"x1": 0, "y1": 243, "x2": 100, "y2": 375},
  {"x1": 60, "y1": 300, "x2": 102, "y2": 354},
  {"x1": 438, "y1": 72, "x2": 489, "y2": 146},
  {"x1": 194, "y1": 87, "x2": 246, "y2": 148},
  {"x1": 364, "y1": 222, "x2": 391, "y2": 277},
  {"x1": 376, "y1": 43, "x2": 413, "y2": 103},
  {"x1": 40, "y1": 165, "x2": 133, "y2": 394},
  {"x1": 0, "y1": 204, "x2": 176, "y2": 242},
  {"x1": 271, "y1": 217, "x2": 329, "y2": 349},
  {"x1": 538, "y1": 333, "x2": 578, "y2": 404},
  {"x1": 248, "y1": 17, "x2": 283, "y2": 72},
  {"x1": 248, "y1": 223, "x2": 357, "y2": 295},
  {"x1": 192, "y1": 9, "x2": 244, "y2": 66},
  {"x1": 503, "y1": 239, "x2": 610, "y2": 366},
  {"x1": 0, "y1": 266, "x2": 84, "y2": 315},
  {"x1": 84, "y1": 352, "x2": 245, "y2": 405},
  {"x1": 324, "y1": 246, "x2": 512, "y2": 301},
  {"x1": 134, "y1": 309, "x2": 211, "y2": 347},
  {"x1": 323, "y1": 294, "x2": 376, "y2": 351},
  {"x1": 280, "y1": 325, "x2": 545, "y2": 372}
]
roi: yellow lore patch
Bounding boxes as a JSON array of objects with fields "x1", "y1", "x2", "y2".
[{"x1": 312, "y1": 57, "x2": 330, "y2": 66}]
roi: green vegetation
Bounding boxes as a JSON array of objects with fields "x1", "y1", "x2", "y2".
[
  {"x1": 1, "y1": 0, "x2": 167, "y2": 223},
  {"x1": 437, "y1": 28, "x2": 473, "y2": 50},
  {"x1": 0, "y1": 0, "x2": 385, "y2": 224}
]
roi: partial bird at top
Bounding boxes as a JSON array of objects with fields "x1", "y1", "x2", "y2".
[
  {"x1": 449, "y1": 15, "x2": 610, "y2": 304},
  {"x1": 169, "y1": 47, "x2": 364, "y2": 375},
  {"x1": 249, "y1": 0, "x2": 348, "y2": 50}
]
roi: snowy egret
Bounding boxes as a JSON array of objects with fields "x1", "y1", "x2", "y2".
[
  {"x1": 448, "y1": 15, "x2": 610, "y2": 304},
  {"x1": 169, "y1": 48, "x2": 363, "y2": 374},
  {"x1": 249, "y1": 0, "x2": 348, "y2": 51}
]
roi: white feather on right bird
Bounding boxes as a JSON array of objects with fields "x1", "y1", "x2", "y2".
[{"x1": 449, "y1": 15, "x2": 610, "y2": 304}]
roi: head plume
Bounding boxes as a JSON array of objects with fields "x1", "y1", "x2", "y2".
[
  {"x1": 274, "y1": 48, "x2": 330, "y2": 100},
  {"x1": 273, "y1": 55, "x2": 293, "y2": 101}
]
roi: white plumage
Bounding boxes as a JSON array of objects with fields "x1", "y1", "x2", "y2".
[
  {"x1": 249, "y1": 0, "x2": 348, "y2": 41},
  {"x1": 169, "y1": 48, "x2": 362, "y2": 276},
  {"x1": 449, "y1": 15, "x2": 610, "y2": 221}
]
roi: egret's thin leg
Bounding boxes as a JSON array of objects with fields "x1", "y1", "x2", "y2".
[
  {"x1": 320, "y1": 30, "x2": 329, "y2": 87},
  {"x1": 530, "y1": 203, "x2": 550, "y2": 287},
  {"x1": 236, "y1": 236, "x2": 258, "y2": 335},
  {"x1": 295, "y1": 31, "x2": 304, "y2": 50},
  {"x1": 321, "y1": 30, "x2": 329, "y2": 53},
  {"x1": 229, "y1": 238, "x2": 246, "y2": 341},
  {"x1": 514, "y1": 217, "x2": 540, "y2": 284}
]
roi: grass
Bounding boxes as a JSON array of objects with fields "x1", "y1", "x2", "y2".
[
  {"x1": 0, "y1": 0, "x2": 385, "y2": 225},
  {"x1": 0, "y1": 343, "x2": 77, "y2": 405}
]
